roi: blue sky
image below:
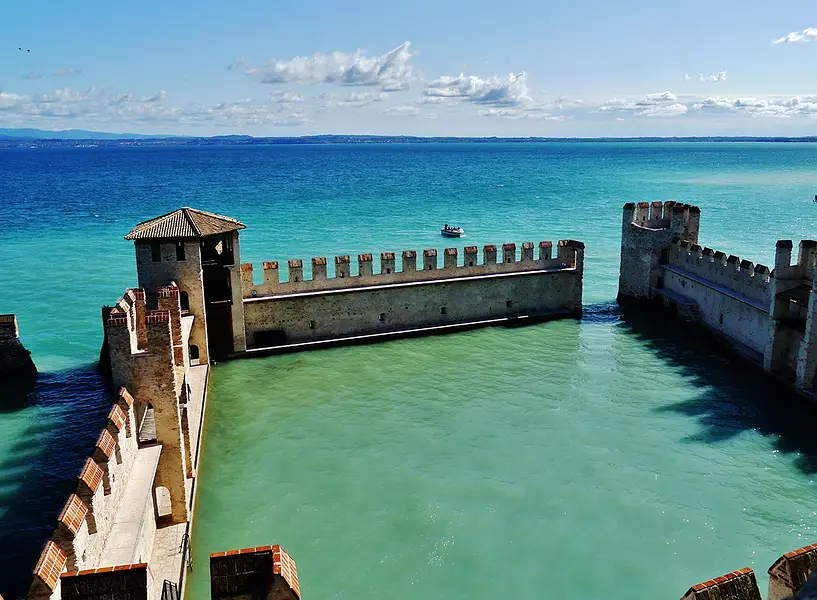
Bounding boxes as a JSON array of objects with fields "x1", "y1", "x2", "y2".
[{"x1": 2, "y1": 0, "x2": 817, "y2": 136}]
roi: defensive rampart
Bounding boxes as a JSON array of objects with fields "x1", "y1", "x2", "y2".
[
  {"x1": 27, "y1": 284, "x2": 209, "y2": 600},
  {"x1": 618, "y1": 200, "x2": 817, "y2": 393},
  {"x1": 0, "y1": 314, "x2": 37, "y2": 379},
  {"x1": 239, "y1": 240, "x2": 584, "y2": 350}
]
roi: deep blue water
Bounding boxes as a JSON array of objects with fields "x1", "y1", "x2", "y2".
[{"x1": 1, "y1": 143, "x2": 817, "y2": 599}]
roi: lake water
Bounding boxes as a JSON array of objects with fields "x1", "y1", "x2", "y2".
[{"x1": 1, "y1": 142, "x2": 816, "y2": 599}]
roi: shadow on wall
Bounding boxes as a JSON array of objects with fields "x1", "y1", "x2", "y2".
[
  {"x1": 0, "y1": 364, "x2": 112, "y2": 600},
  {"x1": 616, "y1": 304, "x2": 817, "y2": 475}
]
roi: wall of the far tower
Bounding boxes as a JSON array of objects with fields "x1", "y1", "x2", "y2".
[{"x1": 134, "y1": 239, "x2": 209, "y2": 363}]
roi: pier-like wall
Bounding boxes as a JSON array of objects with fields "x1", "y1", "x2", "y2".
[
  {"x1": 663, "y1": 240, "x2": 773, "y2": 356},
  {"x1": 618, "y1": 201, "x2": 817, "y2": 392},
  {"x1": 0, "y1": 314, "x2": 36, "y2": 379},
  {"x1": 240, "y1": 240, "x2": 584, "y2": 349}
]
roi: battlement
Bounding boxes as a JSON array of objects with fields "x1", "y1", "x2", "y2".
[
  {"x1": 772, "y1": 239, "x2": 817, "y2": 282},
  {"x1": 28, "y1": 386, "x2": 144, "y2": 599},
  {"x1": 623, "y1": 200, "x2": 701, "y2": 238},
  {"x1": 668, "y1": 239, "x2": 773, "y2": 305},
  {"x1": 240, "y1": 240, "x2": 581, "y2": 299}
]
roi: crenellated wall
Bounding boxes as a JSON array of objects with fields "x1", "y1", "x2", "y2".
[
  {"x1": 27, "y1": 387, "x2": 156, "y2": 600},
  {"x1": 240, "y1": 240, "x2": 584, "y2": 349},
  {"x1": 618, "y1": 201, "x2": 817, "y2": 392},
  {"x1": 240, "y1": 241, "x2": 564, "y2": 297}
]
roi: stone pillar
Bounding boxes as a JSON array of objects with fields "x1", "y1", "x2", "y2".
[
  {"x1": 210, "y1": 545, "x2": 300, "y2": 600},
  {"x1": 483, "y1": 245, "x2": 497, "y2": 265},
  {"x1": 380, "y1": 252, "x2": 395, "y2": 275},
  {"x1": 680, "y1": 568, "x2": 760, "y2": 600},
  {"x1": 764, "y1": 240, "x2": 795, "y2": 372},
  {"x1": 262, "y1": 261, "x2": 280, "y2": 294},
  {"x1": 358, "y1": 253, "x2": 374, "y2": 277},
  {"x1": 335, "y1": 255, "x2": 351, "y2": 279},
  {"x1": 312, "y1": 257, "x2": 327, "y2": 281},
  {"x1": 444, "y1": 248, "x2": 458, "y2": 269},
  {"x1": 241, "y1": 263, "x2": 254, "y2": 297},
  {"x1": 767, "y1": 544, "x2": 817, "y2": 600},
  {"x1": 463, "y1": 246, "x2": 478, "y2": 268},
  {"x1": 521, "y1": 242, "x2": 534, "y2": 262},
  {"x1": 402, "y1": 250, "x2": 416, "y2": 273},
  {"x1": 502, "y1": 243, "x2": 516, "y2": 264},
  {"x1": 539, "y1": 241, "x2": 553, "y2": 261},
  {"x1": 287, "y1": 259, "x2": 303, "y2": 283},
  {"x1": 423, "y1": 249, "x2": 437, "y2": 271},
  {"x1": 229, "y1": 231, "x2": 247, "y2": 354},
  {"x1": 797, "y1": 268, "x2": 817, "y2": 389},
  {"x1": 145, "y1": 311, "x2": 190, "y2": 524},
  {"x1": 0, "y1": 314, "x2": 37, "y2": 379}
]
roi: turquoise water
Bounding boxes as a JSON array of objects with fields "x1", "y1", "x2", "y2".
[{"x1": 1, "y1": 143, "x2": 817, "y2": 598}]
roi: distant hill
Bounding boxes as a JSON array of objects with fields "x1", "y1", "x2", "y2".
[{"x1": 0, "y1": 128, "x2": 176, "y2": 140}]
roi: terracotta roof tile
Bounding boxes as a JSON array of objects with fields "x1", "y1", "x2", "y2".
[
  {"x1": 79, "y1": 458, "x2": 104, "y2": 493},
  {"x1": 58, "y1": 494, "x2": 88, "y2": 535},
  {"x1": 124, "y1": 207, "x2": 245, "y2": 240},
  {"x1": 272, "y1": 545, "x2": 300, "y2": 598},
  {"x1": 118, "y1": 387, "x2": 134, "y2": 407},
  {"x1": 96, "y1": 429, "x2": 116, "y2": 459},
  {"x1": 108, "y1": 405, "x2": 126, "y2": 432},
  {"x1": 33, "y1": 541, "x2": 67, "y2": 590}
]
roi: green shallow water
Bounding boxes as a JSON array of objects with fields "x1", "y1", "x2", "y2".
[
  {"x1": 187, "y1": 313, "x2": 817, "y2": 599},
  {"x1": 2, "y1": 143, "x2": 817, "y2": 599}
]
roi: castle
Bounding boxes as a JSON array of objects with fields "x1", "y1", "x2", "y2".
[
  {"x1": 15, "y1": 204, "x2": 817, "y2": 600},
  {"x1": 619, "y1": 200, "x2": 817, "y2": 395}
]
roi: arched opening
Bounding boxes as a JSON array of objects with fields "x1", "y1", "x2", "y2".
[
  {"x1": 179, "y1": 291, "x2": 190, "y2": 312},
  {"x1": 189, "y1": 344, "x2": 200, "y2": 365}
]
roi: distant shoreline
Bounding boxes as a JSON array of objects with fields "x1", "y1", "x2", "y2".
[{"x1": 3, "y1": 134, "x2": 817, "y2": 149}]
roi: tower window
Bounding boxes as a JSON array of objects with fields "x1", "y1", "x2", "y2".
[
  {"x1": 179, "y1": 291, "x2": 190, "y2": 312},
  {"x1": 151, "y1": 242, "x2": 161, "y2": 262},
  {"x1": 506, "y1": 300, "x2": 513, "y2": 308},
  {"x1": 176, "y1": 241, "x2": 186, "y2": 261},
  {"x1": 309, "y1": 320, "x2": 316, "y2": 329},
  {"x1": 441, "y1": 306, "x2": 447, "y2": 314},
  {"x1": 379, "y1": 313, "x2": 386, "y2": 321}
]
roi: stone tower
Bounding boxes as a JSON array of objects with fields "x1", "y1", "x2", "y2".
[
  {"x1": 124, "y1": 207, "x2": 247, "y2": 361},
  {"x1": 618, "y1": 201, "x2": 701, "y2": 301}
]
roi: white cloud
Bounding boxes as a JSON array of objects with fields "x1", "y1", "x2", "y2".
[
  {"x1": 773, "y1": 27, "x2": 817, "y2": 44},
  {"x1": 0, "y1": 86, "x2": 314, "y2": 128},
  {"x1": 692, "y1": 95, "x2": 817, "y2": 118},
  {"x1": 636, "y1": 103, "x2": 688, "y2": 117},
  {"x1": 53, "y1": 68, "x2": 83, "y2": 77},
  {"x1": 21, "y1": 72, "x2": 43, "y2": 80},
  {"x1": 684, "y1": 73, "x2": 691, "y2": 81},
  {"x1": 244, "y1": 42, "x2": 415, "y2": 91},
  {"x1": 424, "y1": 72, "x2": 531, "y2": 105},
  {"x1": 699, "y1": 70, "x2": 727, "y2": 82},
  {"x1": 478, "y1": 107, "x2": 569, "y2": 121},
  {"x1": 599, "y1": 91, "x2": 687, "y2": 117},
  {"x1": 384, "y1": 105, "x2": 419, "y2": 116}
]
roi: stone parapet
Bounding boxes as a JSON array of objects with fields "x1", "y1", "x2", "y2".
[{"x1": 0, "y1": 314, "x2": 36, "y2": 380}]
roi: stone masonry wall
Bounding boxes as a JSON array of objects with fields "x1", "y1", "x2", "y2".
[
  {"x1": 0, "y1": 314, "x2": 36, "y2": 379},
  {"x1": 242, "y1": 241, "x2": 584, "y2": 348}
]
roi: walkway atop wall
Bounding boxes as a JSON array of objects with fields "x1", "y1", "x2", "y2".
[{"x1": 99, "y1": 445, "x2": 162, "y2": 567}]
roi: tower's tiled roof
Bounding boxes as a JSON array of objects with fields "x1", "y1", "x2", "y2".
[{"x1": 124, "y1": 208, "x2": 246, "y2": 240}]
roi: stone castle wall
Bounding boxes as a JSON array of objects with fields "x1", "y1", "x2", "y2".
[
  {"x1": 618, "y1": 201, "x2": 817, "y2": 391},
  {"x1": 240, "y1": 240, "x2": 584, "y2": 349},
  {"x1": 0, "y1": 314, "x2": 36, "y2": 379}
]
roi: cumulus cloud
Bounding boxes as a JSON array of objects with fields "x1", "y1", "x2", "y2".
[
  {"x1": 243, "y1": 42, "x2": 415, "y2": 91},
  {"x1": 599, "y1": 91, "x2": 688, "y2": 117},
  {"x1": 0, "y1": 86, "x2": 314, "y2": 128},
  {"x1": 384, "y1": 105, "x2": 419, "y2": 116},
  {"x1": 699, "y1": 70, "x2": 727, "y2": 82},
  {"x1": 773, "y1": 27, "x2": 817, "y2": 44},
  {"x1": 53, "y1": 68, "x2": 83, "y2": 77},
  {"x1": 424, "y1": 72, "x2": 531, "y2": 105},
  {"x1": 692, "y1": 95, "x2": 817, "y2": 118}
]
